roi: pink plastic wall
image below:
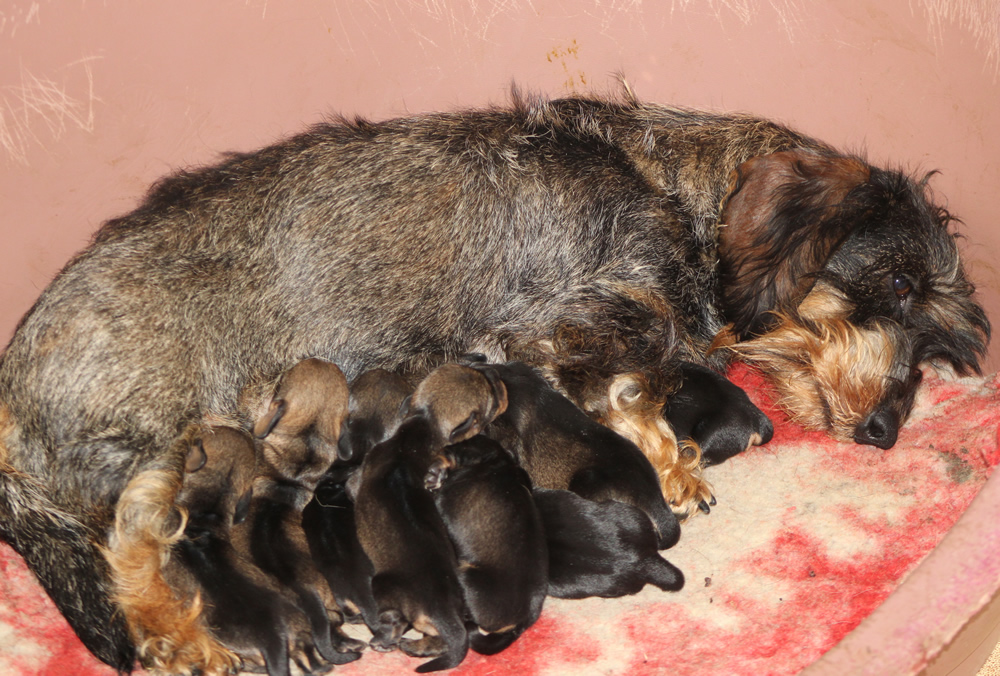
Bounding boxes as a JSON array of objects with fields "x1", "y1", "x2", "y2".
[{"x1": 1, "y1": 0, "x2": 997, "y2": 370}]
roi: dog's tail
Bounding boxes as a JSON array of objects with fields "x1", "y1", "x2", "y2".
[
  {"x1": 642, "y1": 555, "x2": 685, "y2": 592},
  {"x1": 0, "y1": 417, "x2": 136, "y2": 672}
]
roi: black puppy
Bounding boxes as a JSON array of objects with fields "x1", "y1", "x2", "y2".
[
  {"x1": 302, "y1": 368, "x2": 414, "y2": 629},
  {"x1": 476, "y1": 361, "x2": 680, "y2": 548},
  {"x1": 354, "y1": 363, "x2": 508, "y2": 673},
  {"x1": 301, "y1": 462, "x2": 378, "y2": 630},
  {"x1": 425, "y1": 435, "x2": 547, "y2": 656},
  {"x1": 167, "y1": 427, "x2": 330, "y2": 676},
  {"x1": 664, "y1": 362, "x2": 774, "y2": 467},
  {"x1": 533, "y1": 488, "x2": 684, "y2": 599}
]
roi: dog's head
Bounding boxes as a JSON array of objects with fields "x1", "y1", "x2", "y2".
[{"x1": 718, "y1": 148, "x2": 990, "y2": 448}]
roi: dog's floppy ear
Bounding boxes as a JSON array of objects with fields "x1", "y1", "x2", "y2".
[{"x1": 718, "y1": 148, "x2": 870, "y2": 338}]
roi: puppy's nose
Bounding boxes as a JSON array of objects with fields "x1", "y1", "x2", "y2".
[{"x1": 854, "y1": 407, "x2": 899, "y2": 449}]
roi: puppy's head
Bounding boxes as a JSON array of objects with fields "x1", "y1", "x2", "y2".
[
  {"x1": 719, "y1": 149, "x2": 989, "y2": 447},
  {"x1": 340, "y1": 368, "x2": 413, "y2": 463},
  {"x1": 407, "y1": 363, "x2": 508, "y2": 445},
  {"x1": 177, "y1": 426, "x2": 257, "y2": 526},
  {"x1": 253, "y1": 357, "x2": 349, "y2": 487}
]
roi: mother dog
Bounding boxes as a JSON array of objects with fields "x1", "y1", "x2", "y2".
[{"x1": 0, "y1": 87, "x2": 988, "y2": 671}]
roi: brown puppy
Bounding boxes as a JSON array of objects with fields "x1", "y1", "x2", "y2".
[
  {"x1": 475, "y1": 360, "x2": 682, "y2": 544},
  {"x1": 303, "y1": 368, "x2": 413, "y2": 631},
  {"x1": 166, "y1": 426, "x2": 329, "y2": 676},
  {"x1": 533, "y1": 487, "x2": 684, "y2": 599},
  {"x1": 235, "y1": 358, "x2": 364, "y2": 667},
  {"x1": 354, "y1": 363, "x2": 507, "y2": 673},
  {"x1": 425, "y1": 434, "x2": 547, "y2": 656}
]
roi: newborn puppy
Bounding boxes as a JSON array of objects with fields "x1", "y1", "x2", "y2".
[
  {"x1": 168, "y1": 426, "x2": 328, "y2": 676},
  {"x1": 425, "y1": 434, "x2": 546, "y2": 656},
  {"x1": 533, "y1": 488, "x2": 685, "y2": 599},
  {"x1": 477, "y1": 361, "x2": 680, "y2": 549},
  {"x1": 339, "y1": 368, "x2": 413, "y2": 462},
  {"x1": 301, "y1": 461, "x2": 378, "y2": 630},
  {"x1": 302, "y1": 368, "x2": 412, "y2": 630},
  {"x1": 663, "y1": 362, "x2": 774, "y2": 467},
  {"x1": 354, "y1": 363, "x2": 508, "y2": 673},
  {"x1": 236, "y1": 357, "x2": 364, "y2": 666}
]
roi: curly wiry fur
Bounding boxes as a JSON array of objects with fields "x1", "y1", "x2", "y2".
[{"x1": 0, "y1": 86, "x2": 988, "y2": 668}]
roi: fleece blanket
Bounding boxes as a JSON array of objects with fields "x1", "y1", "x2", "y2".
[{"x1": 2, "y1": 363, "x2": 998, "y2": 676}]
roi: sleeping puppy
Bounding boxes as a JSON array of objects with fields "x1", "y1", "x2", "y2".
[
  {"x1": 663, "y1": 362, "x2": 774, "y2": 467},
  {"x1": 474, "y1": 360, "x2": 680, "y2": 549},
  {"x1": 168, "y1": 426, "x2": 330, "y2": 676},
  {"x1": 236, "y1": 357, "x2": 364, "y2": 666},
  {"x1": 533, "y1": 487, "x2": 685, "y2": 599},
  {"x1": 354, "y1": 363, "x2": 508, "y2": 673},
  {"x1": 424, "y1": 434, "x2": 547, "y2": 656}
]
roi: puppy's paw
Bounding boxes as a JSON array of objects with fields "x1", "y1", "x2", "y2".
[
  {"x1": 399, "y1": 635, "x2": 447, "y2": 658},
  {"x1": 424, "y1": 455, "x2": 453, "y2": 491}
]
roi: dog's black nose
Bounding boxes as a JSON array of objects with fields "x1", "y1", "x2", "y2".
[{"x1": 854, "y1": 408, "x2": 899, "y2": 449}]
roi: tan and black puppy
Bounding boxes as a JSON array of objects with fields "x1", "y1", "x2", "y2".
[
  {"x1": 302, "y1": 368, "x2": 412, "y2": 631},
  {"x1": 167, "y1": 426, "x2": 330, "y2": 676},
  {"x1": 354, "y1": 363, "x2": 507, "y2": 673},
  {"x1": 237, "y1": 358, "x2": 364, "y2": 667},
  {"x1": 474, "y1": 360, "x2": 681, "y2": 549},
  {"x1": 533, "y1": 487, "x2": 684, "y2": 599},
  {"x1": 425, "y1": 434, "x2": 546, "y2": 656}
]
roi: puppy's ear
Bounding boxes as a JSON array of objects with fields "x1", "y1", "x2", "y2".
[
  {"x1": 185, "y1": 440, "x2": 208, "y2": 473},
  {"x1": 253, "y1": 398, "x2": 287, "y2": 439},
  {"x1": 448, "y1": 413, "x2": 481, "y2": 444},
  {"x1": 718, "y1": 149, "x2": 870, "y2": 338}
]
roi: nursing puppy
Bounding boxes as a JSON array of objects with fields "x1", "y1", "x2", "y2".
[
  {"x1": 302, "y1": 368, "x2": 412, "y2": 629},
  {"x1": 354, "y1": 363, "x2": 507, "y2": 673},
  {"x1": 425, "y1": 434, "x2": 547, "y2": 655},
  {"x1": 236, "y1": 358, "x2": 364, "y2": 666},
  {"x1": 302, "y1": 462, "x2": 378, "y2": 630},
  {"x1": 475, "y1": 360, "x2": 681, "y2": 546},
  {"x1": 164, "y1": 426, "x2": 328, "y2": 676},
  {"x1": 533, "y1": 488, "x2": 684, "y2": 599}
]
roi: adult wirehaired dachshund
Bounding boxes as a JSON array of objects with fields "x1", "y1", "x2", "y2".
[{"x1": 0, "y1": 85, "x2": 988, "y2": 672}]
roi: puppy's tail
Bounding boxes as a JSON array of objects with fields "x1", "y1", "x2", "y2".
[
  {"x1": 414, "y1": 614, "x2": 469, "y2": 673},
  {"x1": 0, "y1": 412, "x2": 136, "y2": 671},
  {"x1": 642, "y1": 555, "x2": 685, "y2": 592},
  {"x1": 468, "y1": 623, "x2": 528, "y2": 656}
]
